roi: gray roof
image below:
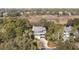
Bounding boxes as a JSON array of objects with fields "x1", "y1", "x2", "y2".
[
  {"x1": 32, "y1": 26, "x2": 46, "y2": 35},
  {"x1": 32, "y1": 26, "x2": 46, "y2": 31}
]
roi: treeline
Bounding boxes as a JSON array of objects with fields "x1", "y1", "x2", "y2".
[{"x1": 1, "y1": 8, "x2": 79, "y2": 17}]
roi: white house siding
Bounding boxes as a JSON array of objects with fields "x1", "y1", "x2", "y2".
[
  {"x1": 63, "y1": 26, "x2": 72, "y2": 41},
  {"x1": 35, "y1": 35, "x2": 41, "y2": 39},
  {"x1": 63, "y1": 32, "x2": 70, "y2": 41},
  {"x1": 32, "y1": 26, "x2": 46, "y2": 39}
]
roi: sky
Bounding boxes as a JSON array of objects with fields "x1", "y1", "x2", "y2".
[{"x1": 0, "y1": 0, "x2": 79, "y2": 8}]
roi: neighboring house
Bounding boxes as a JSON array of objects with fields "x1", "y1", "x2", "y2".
[
  {"x1": 32, "y1": 26, "x2": 46, "y2": 39},
  {"x1": 3, "y1": 12, "x2": 8, "y2": 17},
  {"x1": 58, "y1": 11, "x2": 63, "y2": 16},
  {"x1": 20, "y1": 12, "x2": 24, "y2": 16},
  {"x1": 63, "y1": 25, "x2": 72, "y2": 41},
  {"x1": 67, "y1": 12, "x2": 71, "y2": 16}
]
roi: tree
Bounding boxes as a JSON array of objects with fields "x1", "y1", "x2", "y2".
[
  {"x1": 57, "y1": 36, "x2": 78, "y2": 50},
  {"x1": 45, "y1": 21, "x2": 63, "y2": 42},
  {"x1": 15, "y1": 27, "x2": 23, "y2": 36},
  {"x1": 15, "y1": 18, "x2": 31, "y2": 29}
]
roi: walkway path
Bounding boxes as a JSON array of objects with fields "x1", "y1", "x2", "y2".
[{"x1": 39, "y1": 38, "x2": 56, "y2": 50}]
